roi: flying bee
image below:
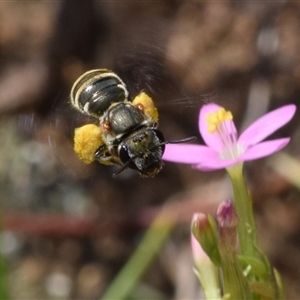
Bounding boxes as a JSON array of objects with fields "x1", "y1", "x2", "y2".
[{"x1": 70, "y1": 69, "x2": 194, "y2": 178}]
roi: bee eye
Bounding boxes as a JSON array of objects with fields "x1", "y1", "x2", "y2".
[
  {"x1": 119, "y1": 145, "x2": 130, "y2": 164},
  {"x1": 153, "y1": 130, "x2": 166, "y2": 153}
]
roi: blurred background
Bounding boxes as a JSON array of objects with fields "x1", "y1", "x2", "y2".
[{"x1": 1, "y1": 1, "x2": 300, "y2": 299}]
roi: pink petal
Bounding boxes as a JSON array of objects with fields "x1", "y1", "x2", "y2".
[
  {"x1": 191, "y1": 226, "x2": 210, "y2": 263},
  {"x1": 240, "y1": 138, "x2": 290, "y2": 161},
  {"x1": 193, "y1": 157, "x2": 237, "y2": 171},
  {"x1": 163, "y1": 144, "x2": 217, "y2": 164},
  {"x1": 239, "y1": 104, "x2": 296, "y2": 148},
  {"x1": 193, "y1": 153, "x2": 239, "y2": 171},
  {"x1": 199, "y1": 103, "x2": 237, "y2": 152}
]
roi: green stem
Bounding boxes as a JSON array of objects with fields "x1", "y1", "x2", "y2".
[
  {"x1": 226, "y1": 163, "x2": 260, "y2": 260},
  {"x1": 195, "y1": 260, "x2": 221, "y2": 300},
  {"x1": 0, "y1": 208, "x2": 9, "y2": 300},
  {"x1": 227, "y1": 163, "x2": 284, "y2": 299},
  {"x1": 221, "y1": 250, "x2": 251, "y2": 300},
  {"x1": 0, "y1": 254, "x2": 9, "y2": 300},
  {"x1": 101, "y1": 210, "x2": 175, "y2": 300},
  {"x1": 218, "y1": 215, "x2": 251, "y2": 300}
]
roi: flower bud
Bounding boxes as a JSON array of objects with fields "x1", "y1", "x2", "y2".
[
  {"x1": 216, "y1": 200, "x2": 239, "y2": 249},
  {"x1": 216, "y1": 201, "x2": 251, "y2": 299},
  {"x1": 191, "y1": 234, "x2": 221, "y2": 300},
  {"x1": 191, "y1": 213, "x2": 221, "y2": 266},
  {"x1": 216, "y1": 200, "x2": 239, "y2": 229}
]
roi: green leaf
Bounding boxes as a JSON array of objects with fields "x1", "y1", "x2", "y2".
[
  {"x1": 249, "y1": 281, "x2": 275, "y2": 299},
  {"x1": 101, "y1": 211, "x2": 174, "y2": 300},
  {"x1": 238, "y1": 255, "x2": 269, "y2": 279}
]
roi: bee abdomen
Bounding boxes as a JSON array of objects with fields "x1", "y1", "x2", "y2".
[{"x1": 70, "y1": 69, "x2": 129, "y2": 118}]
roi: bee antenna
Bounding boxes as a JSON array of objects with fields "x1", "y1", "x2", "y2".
[
  {"x1": 112, "y1": 158, "x2": 133, "y2": 177},
  {"x1": 155, "y1": 136, "x2": 196, "y2": 149},
  {"x1": 166, "y1": 136, "x2": 196, "y2": 144}
]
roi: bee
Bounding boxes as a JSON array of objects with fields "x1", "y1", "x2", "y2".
[{"x1": 70, "y1": 69, "x2": 194, "y2": 178}]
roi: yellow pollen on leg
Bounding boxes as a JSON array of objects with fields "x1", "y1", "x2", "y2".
[{"x1": 206, "y1": 108, "x2": 233, "y2": 133}]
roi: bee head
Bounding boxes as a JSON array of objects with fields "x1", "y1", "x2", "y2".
[{"x1": 113, "y1": 129, "x2": 196, "y2": 178}]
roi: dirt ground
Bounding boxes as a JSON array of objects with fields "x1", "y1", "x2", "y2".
[{"x1": 0, "y1": 2, "x2": 300, "y2": 299}]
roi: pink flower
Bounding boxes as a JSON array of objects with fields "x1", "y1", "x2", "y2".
[{"x1": 163, "y1": 103, "x2": 296, "y2": 170}]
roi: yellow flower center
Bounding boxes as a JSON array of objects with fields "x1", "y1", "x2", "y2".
[
  {"x1": 206, "y1": 108, "x2": 233, "y2": 133},
  {"x1": 206, "y1": 107, "x2": 244, "y2": 159}
]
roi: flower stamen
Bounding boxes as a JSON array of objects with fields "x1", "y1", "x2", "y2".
[
  {"x1": 206, "y1": 108, "x2": 242, "y2": 159},
  {"x1": 206, "y1": 108, "x2": 233, "y2": 133}
]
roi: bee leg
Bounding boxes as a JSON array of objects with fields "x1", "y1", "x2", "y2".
[
  {"x1": 132, "y1": 92, "x2": 159, "y2": 122},
  {"x1": 93, "y1": 144, "x2": 116, "y2": 166},
  {"x1": 74, "y1": 124, "x2": 109, "y2": 164}
]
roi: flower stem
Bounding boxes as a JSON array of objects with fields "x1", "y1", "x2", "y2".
[
  {"x1": 221, "y1": 249, "x2": 251, "y2": 300},
  {"x1": 226, "y1": 163, "x2": 261, "y2": 260}
]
